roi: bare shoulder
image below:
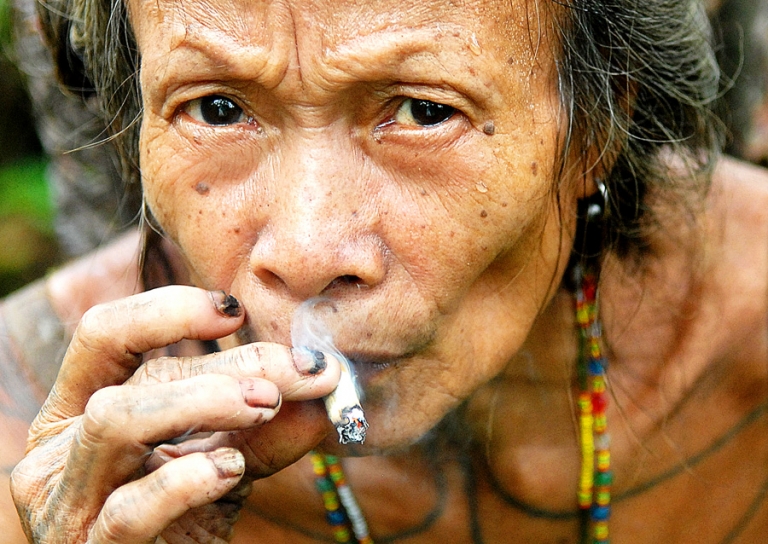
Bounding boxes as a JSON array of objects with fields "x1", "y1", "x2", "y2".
[
  {"x1": 707, "y1": 155, "x2": 768, "y2": 366},
  {"x1": 711, "y1": 156, "x2": 768, "y2": 226},
  {"x1": 708, "y1": 156, "x2": 768, "y2": 281}
]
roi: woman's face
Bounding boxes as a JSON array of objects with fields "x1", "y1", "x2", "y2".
[{"x1": 131, "y1": 0, "x2": 580, "y2": 451}]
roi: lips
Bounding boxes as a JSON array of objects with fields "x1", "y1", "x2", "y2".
[{"x1": 344, "y1": 351, "x2": 410, "y2": 390}]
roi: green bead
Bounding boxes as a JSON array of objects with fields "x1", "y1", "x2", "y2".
[{"x1": 595, "y1": 471, "x2": 613, "y2": 486}]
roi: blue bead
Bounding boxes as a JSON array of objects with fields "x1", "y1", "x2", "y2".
[
  {"x1": 588, "y1": 359, "x2": 607, "y2": 375},
  {"x1": 326, "y1": 509, "x2": 347, "y2": 525},
  {"x1": 591, "y1": 505, "x2": 611, "y2": 521}
]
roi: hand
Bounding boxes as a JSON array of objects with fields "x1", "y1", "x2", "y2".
[{"x1": 10, "y1": 286, "x2": 340, "y2": 543}]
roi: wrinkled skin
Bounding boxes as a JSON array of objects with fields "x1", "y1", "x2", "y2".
[
  {"x1": 135, "y1": 0, "x2": 581, "y2": 453},
  {"x1": 11, "y1": 0, "x2": 591, "y2": 541}
]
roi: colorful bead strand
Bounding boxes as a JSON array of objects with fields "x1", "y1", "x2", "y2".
[
  {"x1": 311, "y1": 452, "x2": 374, "y2": 544},
  {"x1": 575, "y1": 265, "x2": 612, "y2": 544}
]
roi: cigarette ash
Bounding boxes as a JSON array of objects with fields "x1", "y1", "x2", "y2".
[{"x1": 291, "y1": 299, "x2": 369, "y2": 444}]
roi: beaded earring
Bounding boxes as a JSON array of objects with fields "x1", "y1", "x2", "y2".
[{"x1": 572, "y1": 180, "x2": 611, "y2": 544}]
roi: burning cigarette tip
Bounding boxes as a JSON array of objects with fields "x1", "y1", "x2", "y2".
[{"x1": 336, "y1": 406, "x2": 369, "y2": 444}]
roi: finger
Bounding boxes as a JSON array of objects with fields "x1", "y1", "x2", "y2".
[
  {"x1": 89, "y1": 448, "x2": 244, "y2": 544},
  {"x1": 62, "y1": 374, "x2": 279, "y2": 513},
  {"x1": 146, "y1": 401, "x2": 332, "y2": 478},
  {"x1": 48, "y1": 286, "x2": 245, "y2": 420},
  {"x1": 129, "y1": 341, "x2": 342, "y2": 401}
]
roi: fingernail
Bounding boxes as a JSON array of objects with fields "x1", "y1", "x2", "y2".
[
  {"x1": 208, "y1": 448, "x2": 245, "y2": 479},
  {"x1": 240, "y1": 379, "x2": 281, "y2": 409},
  {"x1": 211, "y1": 291, "x2": 242, "y2": 317},
  {"x1": 292, "y1": 348, "x2": 328, "y2": 375}
]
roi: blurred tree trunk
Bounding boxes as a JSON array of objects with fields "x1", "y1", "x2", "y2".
[
  {"x1": 11, "y1": 0, "x2": 140, "y2": 257},
  {"x1": 710, "y1": 0, "x2": 768, "y2": 166}
]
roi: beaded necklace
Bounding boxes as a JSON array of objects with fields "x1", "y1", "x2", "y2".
[
  {"x1": 311, "y1": 452, "x2": 374, "y2": 544},
  {"x1": 312, "y1": 266, "x2": 611, "y2": 544},
  {"x1": 574, "y1": 264, "x2": 611, "y2": 544}
]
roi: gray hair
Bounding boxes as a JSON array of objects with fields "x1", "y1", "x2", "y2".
[{"x1": 36, "y1": 0, "x2": 723, "y2": 259}]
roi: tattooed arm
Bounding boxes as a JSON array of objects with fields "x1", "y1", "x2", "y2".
[{"x1": 0, "y1": 231, "x2": 142, "y2": 542}]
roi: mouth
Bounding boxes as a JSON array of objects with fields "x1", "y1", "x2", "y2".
[{"x1": 344, "y1": 351, "x2": 413, "y2": 390}]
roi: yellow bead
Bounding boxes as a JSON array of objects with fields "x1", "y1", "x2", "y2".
[
  {"x1": 596, "y1": 490, "x2": 611, "y2": 506},
  {"x1": 594, "y1": 521, "x2": 609, "y2": 540},
  {"x1": 333, "y1": 526, "x2": 351, "y2": 543},
  {"x1": 578, "y1": 491, "x2": 593, "y2": 508},
  {"x1": 597, "y1": 450, "x2": 611, "y2": 471},
  {"x1": 594, "y1": 414, "x2": 607, "y2": 432}
]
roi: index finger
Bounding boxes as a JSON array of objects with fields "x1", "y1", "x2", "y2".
[
  {"x1": 128, "y1": 342, "x2": 342, "y2": 401},
  {"x1": 49, "y1": 286, "x2": 245, "y2": 420}
]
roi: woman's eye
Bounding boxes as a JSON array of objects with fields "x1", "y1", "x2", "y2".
[
  {"x1": 394, "y1": 99, "x2": 456, "y2": 127},
  {"x1": 184, "y1": 95, "x2": 245, "y2": 126}
]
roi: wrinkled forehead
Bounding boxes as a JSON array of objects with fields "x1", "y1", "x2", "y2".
[{"x1": 127, "y1": 0, "x2": 559, "y2": 66}]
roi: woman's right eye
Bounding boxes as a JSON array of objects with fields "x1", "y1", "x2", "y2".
[{"x1": 183, "y1": 95, "x2": 245, "y2": 126}]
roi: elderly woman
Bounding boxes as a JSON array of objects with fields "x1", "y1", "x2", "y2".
[{"x1": 4, "y1": 0, "x2": 768, "y2": 542}]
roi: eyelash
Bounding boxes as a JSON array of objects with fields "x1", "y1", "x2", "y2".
[{"x1": 179, "y1": 94, "x2": 461, "y2": 134}]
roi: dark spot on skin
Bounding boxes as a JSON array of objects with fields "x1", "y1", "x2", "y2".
[
  {"x1": 198, "y1": 210, "x2": 203, "y2": 215},
  {"x1": 501, "y1": 202, "x2": 508, "y2": 208},
  {"x1": 234, "y1": 227, "x2": 241, "y2": 234},
  {"x1": 507, "y1": 56, "x2": 515, "y2": 65},
  {"x1": 352, "y1": 211, "x2": 358, "y2": 217},
  {"x1": 420, "y1": 188, "x2": 427, "y2": 196},
  {"x1": 469, "y1": 66, "x2": 477, "y2": 76},
  {"x1": 480, "y1": 210, "x2": 488, "y2": 218},
  {"x1": 449, "y1": 231, "x2": 455, "y2": 237},
  {"x1": 483, "y1": 121, "x2": 495, "y2": 135},
  {"x1": 531, "y1": 162, "x2": 538, "y2": 176},
  {"x1": 193, "y1": 137, "x2": 201, "y2": 145},
  {"x1": 481, "y1": 245, "x2": 488, "y2": 251},
  {"x1": 195, "y1": 182, "x2": 210, "y2": 195}
]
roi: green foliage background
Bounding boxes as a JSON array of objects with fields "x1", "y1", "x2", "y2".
[{"x1": 0, "y1": 0, "x2": 58, "y2": 296}]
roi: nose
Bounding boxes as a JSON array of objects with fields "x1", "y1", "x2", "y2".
[{"x1": 248, "y1": 133, "x2": 386, "y2": 300}]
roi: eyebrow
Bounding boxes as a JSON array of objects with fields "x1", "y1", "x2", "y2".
[{"x1": 148, "y1": 20, "x2": 500, "y2": 110}]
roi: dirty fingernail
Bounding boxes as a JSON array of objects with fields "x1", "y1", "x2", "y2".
[
  {"x1": 240, "y1": 379, "x2": 281, "y2": 409},
  {"x1": 208, "y1": 448, "x2": 245, "y2": 479},
  {"x1": 211, "y1": 291, "x2": 242, "y2": 317},
  {"x1": 292, "y1": 348, "x2": 328, "y2": 375}
]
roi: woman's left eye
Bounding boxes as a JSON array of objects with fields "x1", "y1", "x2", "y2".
[
  {"x1": 183, "y1": 95, "x2": 245, "y2": 126},
  {"x1": 394, "y1": 99, "x2": 456, "y2": 127}
]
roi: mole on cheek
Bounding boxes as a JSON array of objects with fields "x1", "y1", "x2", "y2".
[
  {"x1": 195, "y1": 182, "x2": 210, "y2": 195},
  {"x1": 531, "y1": 162, "x2": 538, "y2": 176},
  {"x1": 483, "y1": 121, "x2": 496, "y2": 135}
]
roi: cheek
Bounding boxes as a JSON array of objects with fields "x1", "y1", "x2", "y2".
[
  {"x1": 141, "y1": 126, "x2": 261, "y2": 288},
  {"x1": 370, "y1": 128, "x2": 560, "y2": 315}
]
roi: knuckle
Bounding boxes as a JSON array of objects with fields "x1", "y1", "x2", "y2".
[
  {"x1": 71, "y1": 305, "x2": 112, "y2": 355},
  {"x1": 231, "y1": 344, "x2": 265, "y2": 377},
  {"x1": 129, "y1": 356, "x2": 187, "y2": 385},
  {"x1": 99, "y1": 492, "x2": 145, "y2": 542},
  {"x1": 81, "y1": 387, "x2": 124, "y2": 442}
]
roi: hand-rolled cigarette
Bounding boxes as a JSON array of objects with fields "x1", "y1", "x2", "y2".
[
  {"x1": 322, "y1": 355, "x2": 369, "y2": 444},
  {"x1": 291, "y1": 299, "x2": 369, "y2": 445}
]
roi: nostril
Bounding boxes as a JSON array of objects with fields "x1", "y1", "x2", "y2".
[{"x1": 325, "y1": 275, "x2": 367, "y2": 291}]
